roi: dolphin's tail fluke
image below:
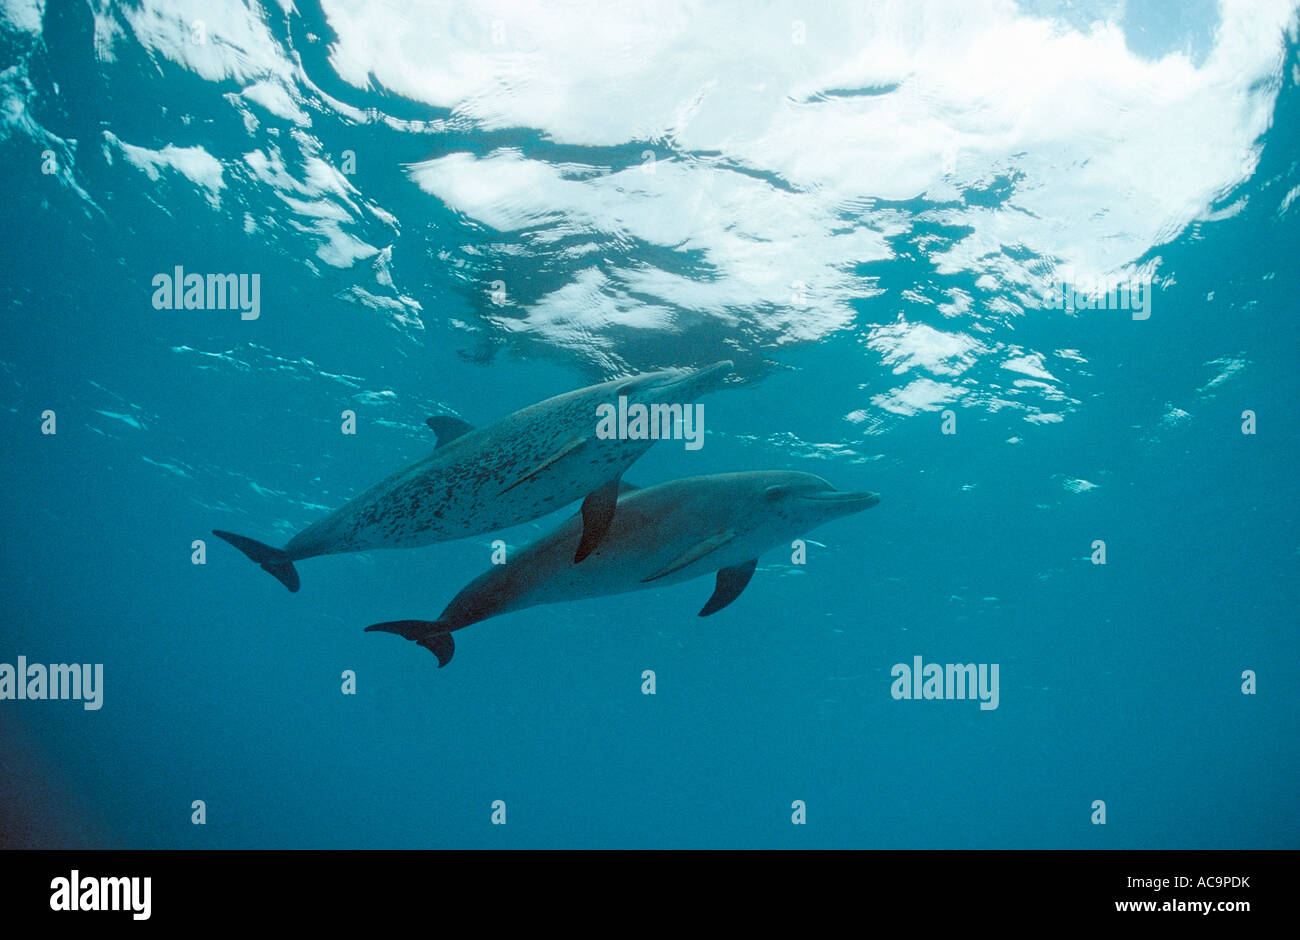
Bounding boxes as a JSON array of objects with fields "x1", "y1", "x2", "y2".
[
  {"x1": 365, "y1": 620, "x2": 455, "y2": 668},
  {"x1": 211, "y1": 530, "x2": 301, "y2": 593}
]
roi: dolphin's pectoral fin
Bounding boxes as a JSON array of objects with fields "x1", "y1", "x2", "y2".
[
  {"x1": 365, "y1": 620, "x2": 455, "y2": 668},
  {"x1": 212, "y1": 529, "x2": 300, "y2": 593},
  {"x1": 499, "y1": 436, "x2": 587, "y2": 495},
  {"x1": 642, "y1": 530, "x2": 736, "y2": 583},
  {"x1": 425, "y1": 416, "x2": 475, "y2": 448},
  {"x1": 575, "y1": 476, "x2": 622, "y2": 563},
  {"x1": 699, "y1": 558, "x2": 758, "y2": 617}
]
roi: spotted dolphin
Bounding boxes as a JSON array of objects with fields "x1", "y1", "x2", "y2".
[
  {"x1": 367, "y1": 470, "x2": 880, "y2": 666},
  {"x1": 213, "y1": 361, "x2": 734, "y2": 591}
]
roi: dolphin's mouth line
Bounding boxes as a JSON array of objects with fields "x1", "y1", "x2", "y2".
[
  {"x1": 652, "y1": 359, "x2": 734, "y2": 394},
  {"x1": 799, "y1": 490, "x2": 881, "y2": 507}
]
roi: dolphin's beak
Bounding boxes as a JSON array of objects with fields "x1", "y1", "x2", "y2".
[
  {"x1": 657, "y1": 359, "x2": 734, "y2": 395},
  {"x1": 800, "y1": 490, "x2": 881, "y2": 514}
]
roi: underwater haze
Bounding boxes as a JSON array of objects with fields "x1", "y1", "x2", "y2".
[{"x1": 1, "y1": 0, "x2": 1297, "y2": 849}]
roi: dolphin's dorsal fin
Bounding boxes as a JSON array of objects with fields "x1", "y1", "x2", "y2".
[
  {"x1": 499, "y1": 435, "x2": 587, "y2": 494},
  {"x1": 575, "y1": 476, "x2": 623, "y2": 563},
  {"x1": 699, "y1": 558, "x2": 758, "y2": 616},
  {"x1": 642, "y1": 529, "x2": 736, "y2": 582},
  {"x1": 426, "y1": 416, "x2": 475, "y2": 448}
]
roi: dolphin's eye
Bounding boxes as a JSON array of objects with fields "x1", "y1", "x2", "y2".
[
  {"x1": 615, "y1": 381, "x2": 637, "y2": 397},
  {"x1": 763, "y1": 484, "x2": 790, "y2": 501}
]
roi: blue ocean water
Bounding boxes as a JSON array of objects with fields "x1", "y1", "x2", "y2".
[{"x1": 1, "y1": 1, "x2": 1296, "y2": 849}]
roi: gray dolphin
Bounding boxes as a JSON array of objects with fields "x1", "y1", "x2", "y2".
[
  {"x1": 214, "y1": 361, "x2": 733, "y2": 591},
  {"x1": 366, "y1": 470, "x2": 880, "y2": 666}
]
